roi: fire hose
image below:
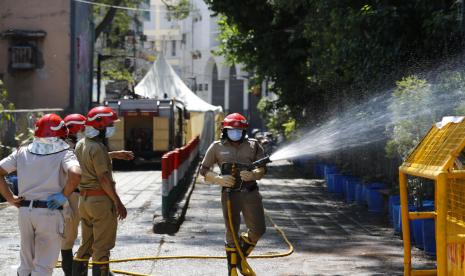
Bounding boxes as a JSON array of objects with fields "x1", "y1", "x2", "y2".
[{"x1": 57, "y1": 157, "x2": 292, "y2": 276}]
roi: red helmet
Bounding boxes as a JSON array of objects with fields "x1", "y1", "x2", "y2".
[
  {"x1": 85, "y1": 106, "x2": 118, "y2": 129},
  {"x1": 34, "y1": 113, "x2": 68, "y2": 138},
  {"x1": 222, "y1": 113, "x2": 248, "y2": 129},
  {"x1": 64, "y1": 113, "x2": 86, "y2": 135}
]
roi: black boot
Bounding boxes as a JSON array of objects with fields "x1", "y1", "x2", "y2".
[
  {"x1": 71, "y1": 259, "x2": 88, "y2": 276},
  {"x1": 92, "y1": 263, "x2": 114, "y2": 276},
  {"x1": 225, "y1": 246, "x2": 239, "y2": 276},
  {"x1": 61, "y1": 249, "x2": 73, "y2": 276}
]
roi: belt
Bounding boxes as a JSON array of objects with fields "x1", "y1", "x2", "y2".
[
  {"x1": 20, "y1": 200, "x2": 63, "y2": 210},
  {"x1": 223, "y1": 183, "x2": 258, "y2": 193},
  {"x1": 80, "y1": 189, "x2": 107, "y2": 196}
]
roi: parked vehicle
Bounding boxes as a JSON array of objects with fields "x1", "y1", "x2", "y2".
[{"x1": 105, "y1": 98, "x2": 189, "y2": 164}]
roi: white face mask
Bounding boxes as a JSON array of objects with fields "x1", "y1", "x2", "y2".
[
  {"x1": 105, "y1": 126, "x2": 116, "y2": 138},
  {"x1": 85, "y1": 126, "x2": 100, "y2": 138},
  {"x1": 76, "y1": 131, "x2": 85, "y2": 141},
  {"x1": 227, "y1": 129, "x2": 243, "y2": 141}
]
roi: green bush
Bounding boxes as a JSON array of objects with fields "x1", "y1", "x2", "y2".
[
  {"x1": 257, "y1": 97, "x2": 296, "y2": 139},
  {"x1": 0, "y1": 81, "x2": 15, "y2": 158},
  {"x1": 386, "y1": 76, "x2": 434, "y2": 159}
]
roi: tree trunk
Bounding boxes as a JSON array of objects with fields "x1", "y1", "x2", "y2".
[{"x1": 94, "y1": 0, "x2": 124, "y2": 42}]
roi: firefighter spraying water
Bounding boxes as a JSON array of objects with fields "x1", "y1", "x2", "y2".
[{"x1": 200, "y1": 113, "x2": 269, "y2": 276}]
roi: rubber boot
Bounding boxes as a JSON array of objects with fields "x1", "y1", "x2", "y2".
[
  {"x1": 225, "y1": 246, "x2": 239, "y2": 276},
  {"x1": 237, "y1": 233, "x2": 257, "y2": 276},
  {"x1": 71, "y1": 259, "x2": 88, "y2": 276},
  {"x1": 92, "y1": 263, "x2": 114, "y2": 276},
  {"x1": 240, "y1": 233, "x2": 257, "y2": 257},
  {"x1": 61, "y1": 249, "x2": 73, "y2": 276}
]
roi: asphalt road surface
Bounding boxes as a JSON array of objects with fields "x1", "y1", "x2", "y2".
[{"x1": 0, "y1": 161, "x2": 435, "y2": 275}]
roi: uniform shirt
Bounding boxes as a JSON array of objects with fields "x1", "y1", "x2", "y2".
[
  {"x1": 75, "y1": 137, "x2": 114, "y2": 190},
  {"x1": 201, "y1": 138, "x2": 265, "y2": 169},
  {"x1": 0, "y1": 146, "x2": 80, "y2": 201}
]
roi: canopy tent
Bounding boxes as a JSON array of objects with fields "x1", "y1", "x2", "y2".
[
  {"x1": 135, "y1": 56, "x2": 223, "y2": 153},
  {"x1": 135, "y1": 55, "x2": 222, "y2": 113}
]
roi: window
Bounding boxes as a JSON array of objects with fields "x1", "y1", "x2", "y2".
[
  {"x1": 142, "y1": 11, "x2": 150, "y2": 21},
  {"x1": 171, "y1": 40, "x2": 176, "y2": 56},
  {"x1": 205, "y1": 83, "x2": 208, "y2": 91},
  {"x1": 198, "y1": 83, "x2": 203, "y2": 91},
  {"x1": 181, "y1": 33, "x2": 186, "y2": 45},
  {"x1": 2, "y1": 30, "x2": 45, "y2": 71},
  {"x1": 10, "y1": 45, "x2": 36, "y2": 70}
]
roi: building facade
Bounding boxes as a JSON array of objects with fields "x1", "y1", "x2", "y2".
[
  {"x1": 142, "y1": 0, "x2": 264, "y2": 130},
  {"x1": 0, "y1": 0, "x2": 93, "y2": 114}
]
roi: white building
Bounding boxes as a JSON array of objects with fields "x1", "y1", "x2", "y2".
[{"x1": 142, "y1": 0, "x2": 264, "y2": 129}]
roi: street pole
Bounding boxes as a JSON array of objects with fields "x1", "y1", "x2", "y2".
[
  {"x1": 133, "y1": 12, "x2": 138, "y2": 81},
  {"x1": 97, "y1": 53, "x2": 102, "y2": 104}
]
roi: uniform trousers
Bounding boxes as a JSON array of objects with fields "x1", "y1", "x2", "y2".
[
  {"x1": 221, "y1": 189, "x2": 266, "y2": 247},
  {"x1": 17, "y1": 206, "x2": 64, "y2": 276},
  {"x1": 75, "y1": 195, "x2": 117, "y2": 262},
  {"x1": 62, "y1": 192, "x2": 80, "y2": 250}
]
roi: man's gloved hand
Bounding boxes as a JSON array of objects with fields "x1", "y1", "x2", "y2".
[
  {"x1": 47, "y1": 192, "x2": 67, "y2": 210},
  {"x1": 205, "y1": 171, "x2": 235, "y2": 187},
  {"x1": 240, "y1": 168, "x2": 265, "y2": 182}
]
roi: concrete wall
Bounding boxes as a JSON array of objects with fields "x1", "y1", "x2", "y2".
[{"x1": 0, "y1": 0, "x2": 71, "y2": 110}]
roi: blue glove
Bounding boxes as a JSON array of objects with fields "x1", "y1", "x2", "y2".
[{"x1": 46, "y1": 193, "x2": 67, "y2": 210}]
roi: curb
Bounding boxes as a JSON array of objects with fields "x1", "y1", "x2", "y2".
[{"x1": 152, "y1": 162, "x2": 200, "y2": 234}]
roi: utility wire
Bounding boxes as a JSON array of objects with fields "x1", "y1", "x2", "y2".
[{"x1": 73, "y1": 0, "x2": 195, "y2": 13}]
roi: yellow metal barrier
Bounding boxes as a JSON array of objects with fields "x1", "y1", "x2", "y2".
[{"x1": 399, "y1": 118, "x2": 465, "y2": 275}]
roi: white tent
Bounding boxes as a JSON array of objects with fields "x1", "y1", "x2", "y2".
[
  {"x1": 135, "y1": 55, "x2": 222, "y2": 113},
  {"x1": 135, "y1": 56, "x2": 223, "y2": 153}
]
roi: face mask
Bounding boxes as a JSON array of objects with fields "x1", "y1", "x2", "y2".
[
  {"x1": 105, "y1": 126, "x2": 116, "y2": 138},
  {"x1": 85, "y1": 126, "x2": 100, "y2": 138},
  {"x1": 76, "y1": 131, "x2": 85, "y2": 141},
  {"x1": 227, "y1": 129, "x2": 243, "y2": 141}
]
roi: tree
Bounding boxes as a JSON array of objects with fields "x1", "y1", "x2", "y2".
[
  {"x1": 205, "y1": 0, "x2": 462, "y2": 129},
  {"x1": 0, "y1": 80, "x2": 15, "y2": 158}
]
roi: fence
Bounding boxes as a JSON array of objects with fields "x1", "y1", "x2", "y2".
[
  {"x1": 161, "y1": 136, "x2": 200, "y2": 219},
  {"x1": 0, "y1": 109, "x2": 63, "y2": 158},
  {"x1": 399, "y1": 119, "x2": 465, "y2": 275}
]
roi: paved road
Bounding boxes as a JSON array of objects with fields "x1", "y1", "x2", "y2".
[{"x1": 0, "y1": 161, "x2": 435, "y2": 275}]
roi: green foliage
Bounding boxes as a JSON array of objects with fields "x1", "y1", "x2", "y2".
[
  {"x1": 206, "y1": 0, "x2": 462, "y2": 136},
  {"x1": 0, "y1": 81, "x2": 15, "y2": 123},
  {"x1": 282, "y1": 119, "x2": 296, "y2": 140},
  {"x1": 0, "y1": 81, "x2": 15, "y2": 158},
  {"x1": 162, "y1": 0, "x2": 190, "y2": 20},
  {"x1": 93, "y1": 1, "x2": 146, "y2": 85},
  {"x1": 257, "y1": 98, "x2": 295, "y2": 139},
  {"x1": 386, "y1": 70, "x2": 465, "y2": 160},
  {"x1": 386, "y1": 76, "x2": 434, "y2": 159},
  {"x1": 103, "y1": 65, "x2": 133, "y2": 83}
]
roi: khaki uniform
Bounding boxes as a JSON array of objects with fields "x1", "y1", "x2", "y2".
[
  {"x1": 61, "y1": 190, "x2": 80, "y2": 250},
  {"x1": 0, "y1": 147, "x2": 79, "y2": 276},
  {"x1": 74, "y1": 137, "x2": 117, "y2": 262},
  {"x1": 201, "y1": 139, "x2": 266, "y2": 247},
  {"x1": 62, "y1": 140, "x2": 81, "y2": 251}
]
